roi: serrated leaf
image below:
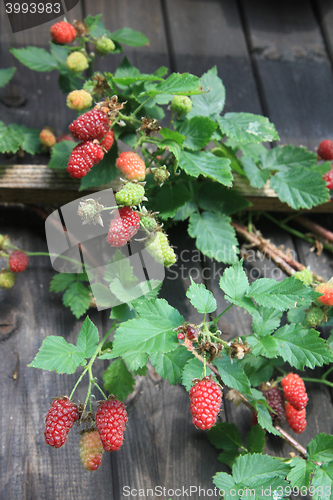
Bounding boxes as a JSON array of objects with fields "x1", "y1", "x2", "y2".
[
  {"x1": 246, "y1": 425, "x2": 266, "y2": 453},
  {"x1": 0, "y1": 67, "x2": 15, "y2": 88},
  {"x1": 90, "y1": 283, "x2": 115, "y2": 308},
  {"x1": 219, "y1": 260, "x2": 250, "y2": 301},
  {"x1": 50, "y1": 43, "x2": 69, "y2": 64},
  {"x1": 260, "y1": 145, "x2": 317, "y2": 171},
  {"x1": 178, "y1": 116, "x2": 217, "y2": 150},
  {"x1": 62, "y1": 282, "x2": 91, "y2": 319},
  {"x1": 141, "y1": 73, "x2": 200, "y2": 97},
  {"x1": 174, "y1": 201, "x2": 197, "y2": 221},
  {"x1": 48, "y1": 141, "x2": 75, "y2": 169},
  {"x1": 181, "y1": 357, "x2": 213, "y2": 391},
  {"x1": 186, "y1": 278, "x2": 217, "y2": 314},
  {"x1": 103, "y1": 358, "x2": 135, "y2": 400},
  {"x1": 121, "y1": 352, "x2": 148, "y2": 372},
  {"x1": 270, "y1": 167, "x2": 329, "y2": 210},
  {"x1": 247, "y1": 277, "x2": 316, "y2": 311},
  {"x1": 247, "y1": 335, "x2": 280, "y2": 358},
  {"x1": 232, "y1": 453, "x2": 290, "y2": 483},
  {"x1": 240, "y1": 143, "x2": 267, "y2": 162},
  {"x1": 208, "y1": 422, "x2": 242, "y2": 450},
  {"x1": 311, "y1": 462, "x2": 333, "y2": 500},
  {"x1": 252, "y1": 307, "x2": 282, "y2": 337},
  {"x1": 147, "y1": 183, "x2": 191, "y2": 220},
  {"x1": 188, "y1": 212, "x2": 238, "y2": 264},
  {"x1": 28, "y1": 336, "x2": 85, "y2": 374},
  {"x1": 149, "y1": 348, "x2": 193, "y2": 385},
  {"x1": 179, "y1": 150, "x2": 232, "y2": 186},
  {"x1": 218, "y1": 113, "x2": 279, "y2": 144},
  {"x1": 0, "y1": 121, "x2": 21, "y2": 154},
  {"x1": 188, "y1": 66, "x2": 226, "y2": 119},
  {"x1": 254, "y1": 400, "x2": 280, "y2": 435},
  {"x1": 197, "y1": 182, "x2": 251, "y2": 215},
  {"x1": 242, "y1": 157, "x2": 270, "y2": 189},
  {"x1": 50, "y1": 273, "x2": 77, "y2": 293},
  {"x1": 79, "y1": 144, "x2": 118, "y2": 190},
  {"x1": 109, "y1": 278, "x2": 162, "y2": 305},
  {"x1": 85, "y1": 14, "x2": 111, "y2": 38},
  {"x1": 242, "y1": 355, "x2": 274, "y2": 387},
  {"x1": 218, "y1": 450, "x2": 244, "y2": 468},
  {"x1": 58, "y1": 71, "x2": 82, "y2": 93},
  {"x1": 110, "y1": 303, "x2": 137, "y2": 322},
  {"x1": 13, "y1": 125, "x2": 41, "y2": 155},
  {"x1": 273, "y1": 325, "x2": 333, "y2": 369},
  {"x1": 307, "y1": 434, "x2": 333, "y2": 463},
  {"x1": 76, "y1": 317, "x2": 99, "y2": 358},
  {"x1": 287, "y1": 457, "x2": 315, "y2": 489},
  {"x1": 110, "y1": 299, "x2": 183, "y2": 359},
  {"x1": 287, "y1": 307, "x2": 307, "y2": 325},
  {"x1": 10, "y1": 47, "x2": 58, "y2": 72},
  {"x1": 111, "y1": 27, "x2": 149, "y2": 47},
  {"x1": 159, "y1": 128, "x2": 185, "y2": 146},
  {"x1": 214, "y1": 354, "x2": 251, "y2": 393}
]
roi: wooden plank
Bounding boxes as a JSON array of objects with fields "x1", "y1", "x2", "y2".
[
  {"x1": 239, "y1": 0, "x2": 333, "y2": 150},
  {"x1": 163, "y1": 0, "x2": 262, "y2": 113},
  {"x1": 315, "y1": 0, "x2": 333, "y2": 64}
]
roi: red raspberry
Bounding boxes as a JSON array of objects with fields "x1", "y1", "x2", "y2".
[
  {"x1": 74, "y1": 141, "x2": 104, "y2": 165},
  {"x1": 190, "y1": 377, "x2": 222, "y2": 430},
  {"x1": 9, "y1": 250, "x2": 29, "y2": 273},
  {"x1": 315, "y1": 282, "x2": 333, "y2": 306},
  {"x1": 69, "y1": 109, "x2": 110, "y2": 141},
  {"x1": 187, "y1": 325, "x2": 200, "y2": 340},
  {"x1": 318, "y1": 139, "x2": 333, "y2": 161},
  {"x1": 262, "y1": 386, "x2": 285, "y2": 422},
  {"x1": 285, "y1": 403, "x2": 307, "y2": 434},
  {"x1": 177, "y1": 332, "x2": 185, "y2": 340},
  {"x1": 95, "y1": 399, "x2": 127, "y2": 452},
  {"x1": 44, "y1": 398, "x2": 79, "y2": 448},
  {"x1": 116, "y1": 151, "x2": 146, "y2": 181},
  {"x1": 50, "y1": 21, "x2": 76, "y2": 45},
  {"x1": 281, "y1": 373, "x2": 308, "y2": 411},
  {"x1": 100, "y1": 129, "x2": 115, "y2": 152},
  {"x1": 66, "y1": 141, "x2": 104, "y2": 179},
  {"x1": 106, "y1": 207, "x2": 140, "y2": 247},
  {"x1": 79, "y1": 429, "x2": 104, "y2": 471},
  {"x1": 323, "y1": 168, "x2": 333, "y2": 190}
]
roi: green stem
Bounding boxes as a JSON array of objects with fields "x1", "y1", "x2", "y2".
[
  {"x1": 209, "y1": 333, "x2": 229, "y2": 348},
  {"x1": 130, "y1": 96, "x2": 154, "y2": 119},
  {"x1": 168, "y1": 111, "x2": 175, "y2": 129},
  {"x1": 92, "y1": 380, "x2": 107, "y2": 400},
  {"x1": 213, "y1": 304, "x2": 234, "y2": 324},
  {"x1": 302, "y1": 377, "x2": 333, "y2": 388},
  {"x1": 322, "y1": 365, "x2": 333, "y2": 380}
]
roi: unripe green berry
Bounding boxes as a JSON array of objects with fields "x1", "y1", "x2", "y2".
[
  {"x1": 293, "y1": 268, "x2": 313, "y2": 286},
  {"x1": 151, "y1": 166, "x2": 170, "y2": 186},
  {"x1": 170, "y1": 95, "x2": 192, "y2": 115},
  {"x1": 96, "y1": 37, "x2": 116, "y2": 55},
  {"x1": 115, "y1": 183, "x2": 145, "y2": 207},
  {"x1": 66, "y1": 52, "x2": 89, "y2": 73},
  {"x1": 306, "y1": 306, "x2": 325, "y2": 327},
  {"x1": 66, "y1": 89, "x2": 93, "y2": 110},
  {"x1": 0, "y1": 234, "x2": 10, "y2": 250},
  {"x1": 146, "y1": 232, "x2": 176, "y2": 267},
  {"x1": 0, "y1": 270, "x2": 16, "y2": 289},
  {"x1": 141, "y1": 216, "x2": 158, "y2": 232}
]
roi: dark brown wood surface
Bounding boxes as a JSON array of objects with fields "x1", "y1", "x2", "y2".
[{"x1": 1, "y1": 1, "x2": 333, "y2": 498}]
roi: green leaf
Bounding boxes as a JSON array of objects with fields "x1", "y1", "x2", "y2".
[
  {"x1": 109, "y1": 278, "x2": 162, "y2": 306},
  {"x1": 252, "y1": 307, "x2": 282, "y2": 337},
  {"x1": 219, "y1": 260, "x2": 250, "y2": 301},
  {"x1": 208, "y1": 422, "x2": 242, "y2": 450},
  {"x1": 273, "y1": 325, "x2": 333, "y2": 369},
  {"x1": 90, "y1": 283, "x2": 115, "y2": 308},
  {"x1": 287, "y1": 307, "x2": 307, "y2": 325},
  {"x1": 242, "y1": 355, "x2": 274, "y2": 387},
  {"x1": 270, "y1": 167, "x2": 329, "y2": 210},
  {"x1": 148, "y1": 183, "x2": 191, "y2": 220},
  {"x1": 28, "y1": 336, "x2": 85, "y2": 374},
  {"x1": 218, "y1": 450, "x2": 244, "y2": 469},
  {"x1": 141, "y1": 73, "x2": 200, "y2": 97},
  {"x1": 188, "y1": 212, "x2": 238, "y2": 264},
  {"x1": 247, "y1": 276, "x2": 316, "y2": 311},
  {"x1": 9, "y1": 47, "x2": 58, "y2": 72},
  {"x1": 14, "y1": 125, "x2": 41, "y2": 155},
  {"x1": 62, "y1": 282, "x2": 91, "y2": 319},
  {"x1": 111, "y1": 27, "x2": 149, "y2": 47},
  {"x1": 50, "y1": 273, "x2": 77, "y2": 293},
  {"x1": 173, "y1": 201, "x2": 197, "y2": 221},
  {"x1": 311, "y1": 462, "x2": 333, "y2": 500},
  {"x1": 260, "y1": 145, "x2": 317, "y2": 171},
  {"x1": 188, "y1": 66, "x2": 226, "y2": 119},
  {"x1": 149, "y1": 348, "x2": 193, "y2": 385},
  {"x1": 58, "y1": 70, "x2": 82, "y2": 93},
  {"x1": 256, "y1": 402, "x2": 280, "y2": 435},
  {"x1": 159, "y1": 128, "x2": 185, "y2": 146},
  {"x1": 197, "y1": 182, "x2": 251, "y2": 215},
  {"x1": 76, "y1": 317, "x2": 99, "y2": 358},
  {"x1": 179, "y1": 150, "x2": 232, "y2": 186},
  {"x1": 110, "y1": 299, "x2": 183, "y2": 360},
  {"x1": 246, "y1": 425, "x2": 266, "y2": 453},
  {"x1": 307, "y1": 434, "x2": 333, "y2": 463},
  {"x1": 0, "y1": 67, "x2": 15, "y2": 88},
  {"x1": 85, "y1": 14, "x2": 112, "y2": 39},
  {"x1": 79, "y1": 144, "x2": 119, "y2": 190},
  {"x1": 217, "y1": 113, "x2": 279, "y2": 144},
  {"x1": 121, "y1": 352, "x2": 148, "y2": 372},
  {"x1": 0, "y1": 122, "x2": 21, "y2": 153},
  {"x1": 240, "y1": 143, "x2": 267, "y2": 162},
  {"x1": 214, "y1": 354, "x2": 251, "y2": 393},
  {"x1": 287, "y1": 457, "x2": 316, "y2": 489},
  {"x1": 181, "y1": 357, "x2": 213, "y2": 391},
  {"x1": 178, "y1": 116, "x2": 217, "y2": 150},
  {"x1": 247, "y1": 334, "x2": 280, "y2": 358},
  {"x1": 103, "y1": 358, "x2": 135, "y2": 400},
  {"x1": 110, "y1": 303, "x2": 137, "y2": 322},
  {"x1": 186, "y1": 278, "x2": 217, "y2": 314},
  {"x1": 48, "y1": 141, "x2": 75, "y2": 169},
  {"x1": 242, "y1": 157, "x2": 270, "y2": 189},
  {"x1": 50, "y1": 43, "x2": 69, "y2": 65}
]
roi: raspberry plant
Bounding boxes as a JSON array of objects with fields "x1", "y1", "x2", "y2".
[{"x1": 1, "y1": 12, "x2": 333, "y2": 494}]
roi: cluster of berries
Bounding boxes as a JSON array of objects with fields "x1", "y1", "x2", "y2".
[
  {"x1": 0, "y1": 236, "x2": 29, "y2": 290},
  {"x1": 318, "y1": 139, "x2": 333, "y2": 190},
  {"x1": 67, "y1": 109, "x2": 114, "y2": 179},
  {"x1": 44, "y1": 396, "x2": 127, "y2": 472}
]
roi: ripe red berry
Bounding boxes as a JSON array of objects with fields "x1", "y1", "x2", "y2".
[
  {"x1": 315, "y1": 282, "x2": 333, "y2": 307},
  {"x1": 323, "y1": 168, "x2": 333, "y2": 190},
  {"x1": 106, "y1": 207, "x2": 140, "y2": 247},
  {"x1": 285, "y1": 402, "x2": 307, "y2": 434},
  {"x1": 44, "y1": 398, "x2": 79, "y2": 448},
  {"x1": 79, "y1": 429, "x2": 104, "y2": 471},
  {"x1": 318, "y1": 139, "x2": 333, "y2": 161},
  {"x1": 50, "y1": 21, "x2": 76, "y2": 45},
  {"x1": 262, "y1": 386, "x2": 285, "y2": 422},
  {"x1": 190, "y1": 377, "x2": 222, "y2": 430},
  {"x1": 187, "y1": 325, "x2": 200, "y2": 340},
  {"x1": 95, "y1": 399, "x2": 127, "y2": 452},
  {"x1": 116, "y1": 151, "x2": 146, "y2": 181},
  {"x1": 9, "y1": 250, "x2": 29, "y2": 273},
  {"x1": 100, "y1": 129, "x2": 115, "y2": 152},
  {"x1": 281, "y1": 373, "x2": 308, "y2": 411},
  {"x1": 177, "y1": 332, "x2": 185, "y2": 340},
  {"x1": 66, "y1": 141, "x2": 104, "y2": 179},
  {"x1": 69, "y1": 109, "x2": 110, "y2": 141}
]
